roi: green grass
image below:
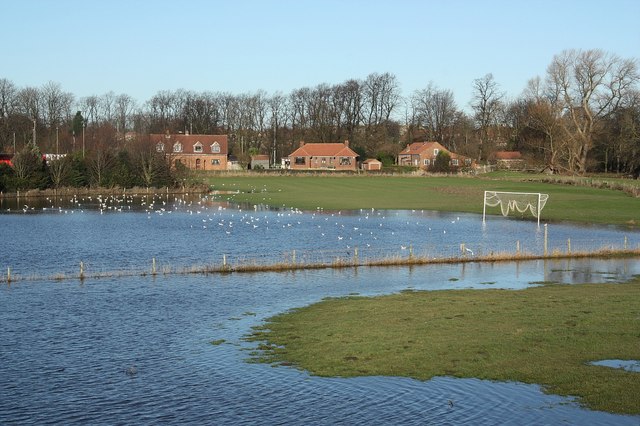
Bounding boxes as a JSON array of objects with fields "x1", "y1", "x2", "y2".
[
  {"x1": 247, "y1": 278, "x2": 640, "y2": 415},
  {"x1": 204, "y1": 174, "x2": 640, "y2": 228}
]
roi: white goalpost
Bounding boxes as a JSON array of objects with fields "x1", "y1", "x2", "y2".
[{"x1": 483, "y1": 191, "x2": 549, "y2": 226}]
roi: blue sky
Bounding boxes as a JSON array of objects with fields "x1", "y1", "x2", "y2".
[{"x1": 3, "y1": 0, "x2": 639, "y2": 109}]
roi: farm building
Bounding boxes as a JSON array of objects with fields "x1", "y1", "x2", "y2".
[{"x1": 362, "y1": 158, "x2": 382, "y2": 171}]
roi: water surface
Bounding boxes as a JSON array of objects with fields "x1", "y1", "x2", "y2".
[{"x1": 1, "y1": 199, "x2": 639, "y2": 424}]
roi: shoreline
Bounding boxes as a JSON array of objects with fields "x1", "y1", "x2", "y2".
[{"x1": 0, "y1": 185, "x2": 210, "y2": 199}]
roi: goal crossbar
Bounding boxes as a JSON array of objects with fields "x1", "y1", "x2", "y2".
[{"x1": 483, "y1": 191, "x2": 549, "y2": 226}]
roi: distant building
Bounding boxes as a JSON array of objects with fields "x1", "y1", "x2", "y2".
[
  {"x1": 250, "y1": 155, "x2": 270, "y2": 170},
  {"x1": 150, "y1": 133, "x2": 228, "y2": 171},
  {"x1": 284, "y1": 140, "x2": 359, "y2": 171},
  {"x1": 397, "y1": 141, "x2": 474, "y2": 171},
  {"x1": 493, "y1": 151, "x2": 525, "y2": 170},
  {"x1": 361, "y1": 158, "x2": 382, "y2": 171}
]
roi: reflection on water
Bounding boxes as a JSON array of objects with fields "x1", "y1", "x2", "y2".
[
  {"x1": 0, "y1": 199, "x2": 639, "y2": 424},
  {"x1": 590, "y1": 360, "x2": 640, "y2": 373}
]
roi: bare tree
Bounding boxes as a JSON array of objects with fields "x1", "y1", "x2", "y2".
[
  {"x1": 602, "y1": 93, "x2": 640, "y2": 175},
  {"x1": 268, "y1": 92, "x2": 288, "y2": 164},
  {"x1": 520, "y1": 76, "x2": 568, "y2": 171},
  {"x1": 0, "y1": 78, "x2": 18, "y2": 149},
  {"x1": 411, "y1": 82, "x2": 459, "y2": 147},
  {"x1": 545, "y1": 49, "x2": 639, "y2": 174},
  {"x1": 471, "y1": 73, "x2": 504, "y2": 162},
  {"x1": 114, "y1": 93, "x2": 136, "y2": 135},
  {"x1": 87, "y1": 148, "x2": 114, "y2": 187},
  {"x1": 334, "y1": 79, "x2": 363, "y2": 145},
  {"x1": 41, "y1": 81, "x2": 74, "y2": 150},
  {"x1": 48, "y1": 156, "x2": 71, "y2": 188},
  {"x1": 78, "y1": 95, "x2": 99, "y2": 126},
  {"x1": 0, "y1": 78, "x2": 17, "y2": 118},
  {"x1": 363, "y1": 72, "x2": 400, "y2": 126}
]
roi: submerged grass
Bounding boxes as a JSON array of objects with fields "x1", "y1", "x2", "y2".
[{"x1": 247, "y1": 276, "x2": 640, "y2": 415}]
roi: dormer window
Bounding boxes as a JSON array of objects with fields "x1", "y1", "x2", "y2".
[
  {"x1": 211, "y1": 142, "x2": 221, "y2": 153},
  {"x1": 433, "y1": 148, "x2": 439, "y2": 156},
  {"x1": 194, "y1": 142, "x2": 203, "y2": 153},
  {"x1": 173, "y1": 142, "x2": 183, "y2": 153},
  {"x1": 156, "y1": 142, "x2": 165, "y2": 152}
]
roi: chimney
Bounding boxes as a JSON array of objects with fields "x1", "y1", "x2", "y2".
[{"x1": 344, "y1": 140, "x2": 349, "y2": 147}]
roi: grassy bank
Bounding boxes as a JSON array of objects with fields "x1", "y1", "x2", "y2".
[
  {"x1": 248, "y1": 277, "x2": 640, "y2": 415},
  {"x1": 204, "y1": 173, "x2": 640, "y2": 228}
]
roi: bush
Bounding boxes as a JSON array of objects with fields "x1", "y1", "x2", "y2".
[{"x1": 430, "y1": 151, "x2": 452, "y2": 173}]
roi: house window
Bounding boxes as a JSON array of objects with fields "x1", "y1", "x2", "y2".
[
  {"x1": 196, "y1": 158, "x2": 202, "y2": 169},
  {"x1": 465, "y1": 158, "x2": 472, "y2": 166},
  {"x1": 173, "y1": 142, "x2": 183, "y2": 153},
  {"x1": 194, "y1": 142, "x2": 203, "y2": 153},
  {"x1": 433, "y1": 148, "x2": 439, "y2": 156},
  {"x1": 295, "y1": 157, "x2": 306, "y2": 165},
  {"x1": 451, "y1": 159, "x2": 459, "y2": 166},
  {"x1": 156, "y1": 142, "x2": 164, "y2": 152},
  {"x1": 340, "y1": 157, "x2": 351, "y2": 165},
  {"x1": 423, "y1": 159, "x2": 430, "y2": 166},
  {"x1": 211, "y1": 159, "x2": 220, "y2": 165},
  {"x1": 321, "y1": 158, "x2": 326, "y2": 165},
  {"x1": 211, "y1": 142, "x2": 220, "y2": 153}
]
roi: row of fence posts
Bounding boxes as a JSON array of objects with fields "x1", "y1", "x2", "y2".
[
  {"x1": 2, "y1": 233, "x2": 636, "y2": 282},
  {"x1": 145, "y1": 233, "x2": 631, "y2": 274}
]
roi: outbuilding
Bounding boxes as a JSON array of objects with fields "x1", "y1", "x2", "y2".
[{"x1": 361, "y1": 158, "x2": 382, "y2": 171}]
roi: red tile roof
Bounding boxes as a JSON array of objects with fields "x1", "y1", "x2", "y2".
[
  {"x1": 150, "y1": 134, "x2": 228, "y2": 155},
  {"x1": 399, "y1": 141, "x2": 442, "y2": 155},
  {"x1": 288, "y1": 142, "x2": 358, "y2": 158},
  {"x1": 495, "y1": 151, "x2": 522, "y2": 160},
  {"x1": 251, "y1": 155, "x2": 270, "y2": 161}
]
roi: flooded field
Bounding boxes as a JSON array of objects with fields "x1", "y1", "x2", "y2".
[{"x1": 1, "y1": 195, "x2": 639, "y2": 424}]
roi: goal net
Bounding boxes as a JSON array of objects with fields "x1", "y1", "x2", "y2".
[{"x1": 483, "y1": 191, "x2": 549, "y2": 225}]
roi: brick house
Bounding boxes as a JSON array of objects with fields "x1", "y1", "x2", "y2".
[
  {"x1": 397, "y1": 141, "x2": 473, "y2": 171},
  {"x1": 284, "y1": 141, "x2": 359, "y2": 171},
  {"x1": 150, "y1": 133, "x2": 228, "y2": 171}
]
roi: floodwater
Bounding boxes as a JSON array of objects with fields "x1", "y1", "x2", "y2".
[{"x1": 1, "y1": 194, "x2": 639, "y2": 425}]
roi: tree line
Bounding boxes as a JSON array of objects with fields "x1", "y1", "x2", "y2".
[{"x1": 1, "y1": 48, "x2": 639, "y2": 188}]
